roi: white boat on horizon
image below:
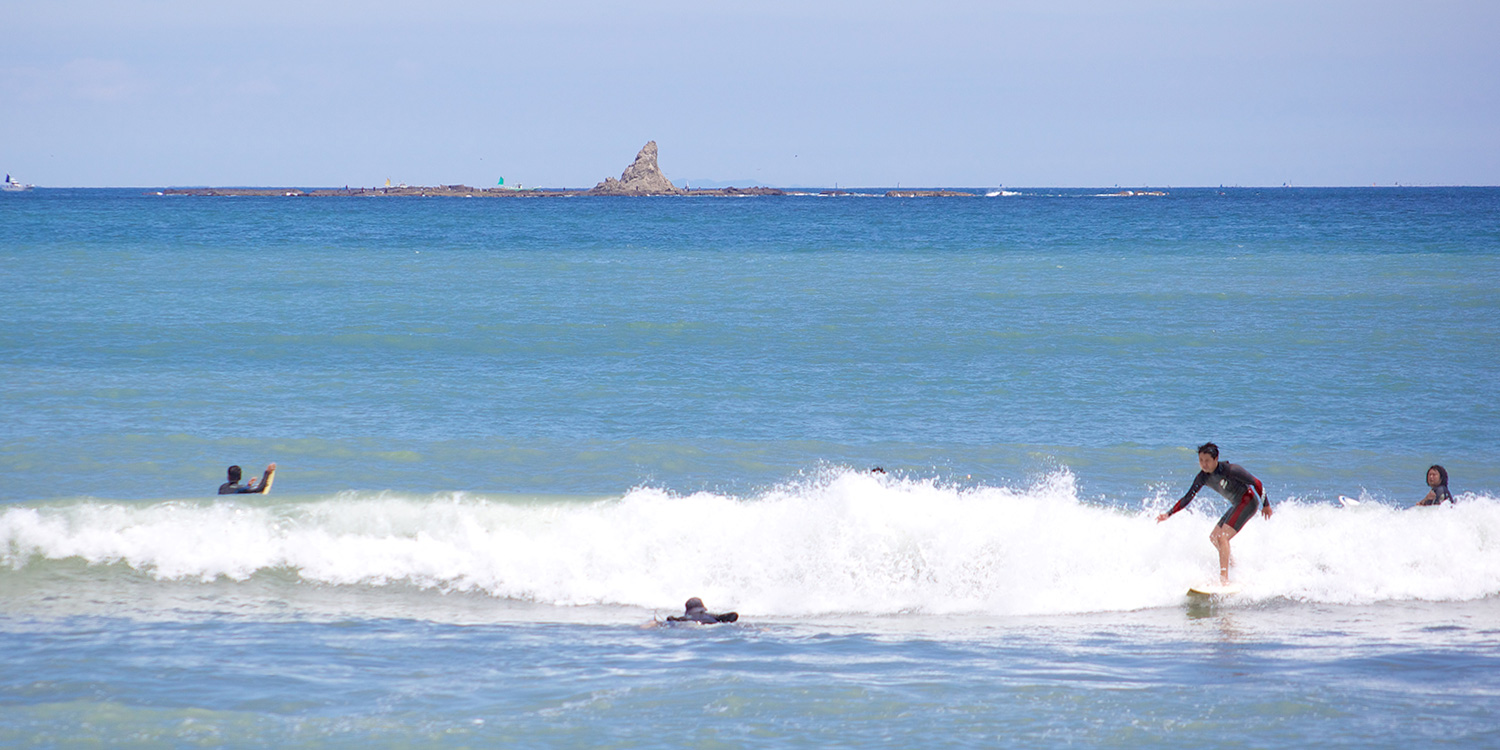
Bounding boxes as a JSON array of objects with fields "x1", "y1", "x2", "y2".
[{"x1": 3, "y1": 174, "x2": 34, "y2": 191}]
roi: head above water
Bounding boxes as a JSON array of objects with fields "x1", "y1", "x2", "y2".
[
  {"x1": 684, "y1": 597, "x2": 706, "y2": 613},
  {"x1": 1428, "y1": 465, "x2": 1448, "y2": 488},
  {"x1": 1197, "y1": 442, "x2": 1219, "y2": 472},
  {"x1": 226, "y1": 465, "x2": 242, "y2": 483}
]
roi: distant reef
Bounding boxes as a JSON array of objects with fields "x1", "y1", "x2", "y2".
[
  {"x1": 885, "y1": 190, "x2": 977, "y2": 198},
  {"x1": 154, "y1": 142, "x2": 1168, "y2": 198}
]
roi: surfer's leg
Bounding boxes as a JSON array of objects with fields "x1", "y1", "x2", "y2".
[
  {"x1": 1210, "y1": 524, "x2": 1240, "y2": 584},
  {"x1": 1211, "y1": 493, "x2": 1256, "y2": 583}
]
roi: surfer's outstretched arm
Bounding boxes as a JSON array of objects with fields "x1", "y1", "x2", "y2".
[
  {"x1": 249, "y1": 463, "x2": 277, "y2": 493},
  {"x1": 1158, "y1": 471, "x2": 1209, "y2": 522}
]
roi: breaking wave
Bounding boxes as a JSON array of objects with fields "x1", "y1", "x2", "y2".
[{"x1": 4, "y1": 469, "x2": 1497, "y2": 617}]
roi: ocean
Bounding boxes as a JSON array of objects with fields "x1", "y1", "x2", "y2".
[{"x1": 2, "y1": 187, "x2": 1498, "y2": 747}]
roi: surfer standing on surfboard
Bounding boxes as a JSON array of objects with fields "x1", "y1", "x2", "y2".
[{"x1": 1156, "y1": 443, "x2": 1270, "y2": 585}]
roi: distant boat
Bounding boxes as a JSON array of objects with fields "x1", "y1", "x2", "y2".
[{"x1": 3, "y1": 174, "x2": 34, "y2": 192}]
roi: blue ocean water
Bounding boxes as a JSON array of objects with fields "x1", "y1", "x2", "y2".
[{"x1": 2, "y1": 188, "x2": 1498, "y2": 747}]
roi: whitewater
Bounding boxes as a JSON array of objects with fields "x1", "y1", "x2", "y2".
[{"x1": 7, "y1": 469, "x2": 1497, "y2": 620}]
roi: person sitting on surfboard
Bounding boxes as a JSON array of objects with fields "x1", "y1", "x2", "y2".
[
  {"x1": 1156, "y1": 443, "x2": 1270, "y2": 585},
  {"x1": 218, "y1": 463, "x2": 276, "y2": 495},
  {"x1": 1415, "y1": 465, "x2": 1452, "y2": 506},
  {"x1": 666, "y1": 597, "x2": 739, "y2": 624}
]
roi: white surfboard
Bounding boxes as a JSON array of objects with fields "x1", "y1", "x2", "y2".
[
  {"x1": 1338, "y1": 495, "x2": 1360, "y2": 507},
  {"x1": 1187, "y1": 583, "x2": 1242, "y2": 597}
]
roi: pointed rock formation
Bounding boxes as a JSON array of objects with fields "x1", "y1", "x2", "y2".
[{"x1": 589, "y1": 141, "x2": 684, "y2": 195}]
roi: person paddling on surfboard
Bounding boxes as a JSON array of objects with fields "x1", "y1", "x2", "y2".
[
  {"x1": 1415, "y1": 465, "x2": 1453, "y2": 507},
  {"x1": 1156, "y1": 443, "x2": 1270, "y2": 585},
  {"x1": 218, "y1": 463, "x2": 276, "y2": 495},
  {"x1": 665, "y1": 597, "x2": 739, "y2": 624}
]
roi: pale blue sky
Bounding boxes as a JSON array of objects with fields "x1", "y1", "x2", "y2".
[{"x1": 3, "y1": 1, "x2": 1496, "y2": 187}]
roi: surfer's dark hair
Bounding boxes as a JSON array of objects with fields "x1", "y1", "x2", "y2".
[
  {"x1": 1197, "y1": 443, "x2": 1219, "y2": 459},
  {"x1": 1428, "y1": 464, "x2": 1448, "y2": 487},
  {"x1": 227, "y1": 465, "x2": 242, "y2": 482}
]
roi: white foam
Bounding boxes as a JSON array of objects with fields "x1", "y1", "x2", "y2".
[{"x1": 3, "y1": 472, "x2": 1497, "y2": 617}]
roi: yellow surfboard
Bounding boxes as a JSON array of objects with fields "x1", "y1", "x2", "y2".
[{"x1": 1187, "y1": 583, "x2": 1241, "y2": 596}]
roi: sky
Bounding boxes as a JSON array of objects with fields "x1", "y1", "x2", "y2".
[{"x1": 2, "y1": 1, "x2": 1497, "y2": 188}]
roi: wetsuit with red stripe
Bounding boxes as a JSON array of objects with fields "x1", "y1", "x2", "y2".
[{"x1": 1167, "y1": 461, "x2": 1266, "y2": 532}]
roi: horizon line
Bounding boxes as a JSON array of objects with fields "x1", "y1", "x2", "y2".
[{"x1": 14, "y1": 183, "x2": 1500, "y2": 190}]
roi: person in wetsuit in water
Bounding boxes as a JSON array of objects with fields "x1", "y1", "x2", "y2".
[
  {"x1": 666, "y1": 597, "x2": 739, "y2": 624},
  {"x1": 218, "y1": 463, "x2": 276, "y2": 495},
  {"x1": 1415, "y1": 465, "x2": 1453, "y2": 507},
  {"x1": 1156, "y1": 443, "x2": 1271, "y2": 585}
]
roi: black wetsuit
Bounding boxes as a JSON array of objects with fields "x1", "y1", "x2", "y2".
[
  {"x1": 1168, "y1": 461, "x2": 1266, "y2": 531},
  {"x1": 667, "y1": 607, "x2": 739, "y2": 624},
  {"x1": 1419, "y1": 484, "x2": 1453, "y2": 506},
  {"x1": 218, "y1": 467, "x2": 273, "y2": 495}
]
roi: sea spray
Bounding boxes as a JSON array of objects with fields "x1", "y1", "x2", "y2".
[{"x1": 4, "y1": 469, "x2": 1498, "y2": 617}]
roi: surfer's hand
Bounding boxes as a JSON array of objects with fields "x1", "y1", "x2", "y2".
[
  {"x1": 266, "y1": 462, "x2": 276, "y2": 472},
  {"x1": 1262, "y1": 505, "x2": 1273, "y2": 519},
  {"x1": 1156, "y1": 513, "x2": 1168, "y2": 523}
]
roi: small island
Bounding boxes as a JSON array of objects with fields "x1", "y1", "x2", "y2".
[{"x1": 162, "y1": 142, "x2": 790, "y2": 198}]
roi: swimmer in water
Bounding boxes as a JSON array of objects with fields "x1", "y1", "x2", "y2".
[
  {"x1": 665, "y1": 597, "x2": 739, "y2": 624},
  {"x1": 1415, "y1": 465, "x2": 1453, "y2": 507},
  {"x1": 218, "y1": 463, "x2": 276, "y2": 495},
  {"x1": 1157, "y1": 443, "x2": 1271, "y2": 585}
]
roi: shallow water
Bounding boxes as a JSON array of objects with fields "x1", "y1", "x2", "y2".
[{"x1": 5, "y1": 595, "x2": 1498, "y2": 748}]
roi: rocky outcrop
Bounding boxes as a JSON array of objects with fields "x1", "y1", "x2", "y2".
[
  {"x1": 161, "y1": 188, "x2": 309, "y2": 197},
  {"x1": 589, "y1": 141, "x2": 684, "y2": 195},
  {"x1": 885, "y1": 190, "x2": 978, "y2": 197},
  {"x1": 691, "y1": 186, "x2": 785, "y2": 196}
]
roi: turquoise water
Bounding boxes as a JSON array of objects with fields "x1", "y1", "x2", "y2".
[
  {"x1": 5, "y1": 188, "x2": 1497, "y2": 501},
  {"x1": 2, "y1": 188, "x2": 1499, "y2": 747}
]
